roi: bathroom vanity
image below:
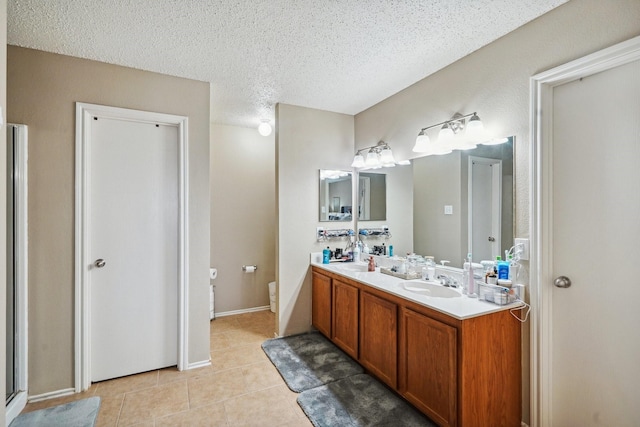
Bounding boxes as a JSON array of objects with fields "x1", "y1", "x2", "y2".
[{"x1": 311, "y1": 262, "x2": 522, "y2": 427}]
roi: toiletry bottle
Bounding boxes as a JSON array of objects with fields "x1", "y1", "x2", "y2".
[
  {"x1": 465, "y1": 253, "x2": 477, "y2": 297},
  {"x1": 487, "y1": 267, "x2": 497, "y2": 285},
  {"x1": 322, "y1": 247, "x2": 330, "y2": 264},
  {"x1": 368, "y1": 256, "x2": 376, "y2": 272},
  {"x1": 497, "y1": 256, "x2": 509, "y2": 280},
  {"x1": 388, "y1": 245, "x2": 394, "y2": 257},
  {"x1": 353, "y1": 241, "x2": 361, "y2": 263},
  {"x1": 425, "y1": 256, "x2": 436, "y2": 281},
  {"x1": 508, "y1": 255, "x2": 518, "y2": 281},
  {"x1": 362, "y1": 243, "x2": 370, "y2": 259},
  {"x1": 382, "y1": 243, "x2": 386, "y2": 256}
]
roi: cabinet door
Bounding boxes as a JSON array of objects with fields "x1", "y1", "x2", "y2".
[
  {"x1": 359, "y1": 291, "x2": 397, "y2": 388},
  {"x1": 312, "y1": 271, "x2": 332, "y2": 337},
  {"x1": 400, "y1": 307, "x2": 457, "y2": 427},
  {"x1": 332, "y1": 279, "x2": 359, "y2": 359}
]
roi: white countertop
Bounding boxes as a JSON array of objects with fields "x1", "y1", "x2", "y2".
[{"x1": 311, "y1": 260, "x2": 524, "y2": 320}]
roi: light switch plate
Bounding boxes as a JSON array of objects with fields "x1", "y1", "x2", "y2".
[
  {"x1": 444, "y1": 205, "x2": 453, "y2": 215},
  {"x1": 514, "y1": 238, "x2": 530, "y2": 260}
]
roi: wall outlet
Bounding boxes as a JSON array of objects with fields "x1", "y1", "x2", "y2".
[
  {"x1": 514, "y1": 238, "x2": 529, "y2": 261},
  {"x1": 444, "y1": 205, "x2": 453, "y2": 215}
]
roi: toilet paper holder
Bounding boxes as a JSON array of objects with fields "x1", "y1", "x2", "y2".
[{"x1": 242, "y1": 265, "x2": 258, "y2": 272}]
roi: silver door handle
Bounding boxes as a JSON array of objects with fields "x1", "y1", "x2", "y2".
[
  {"x1": 554, "y1": 276, "x2": 571, "y2": 288},
  {"x1": 94, "y1": 259, "x2": 106, "y2": 268}
]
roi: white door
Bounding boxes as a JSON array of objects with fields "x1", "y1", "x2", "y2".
[
  {"x1": 90, "y1": 116, "x2": 179, "y2": 382},
  {"x1": 469, "y1": 157, "x2": 501, "y2": 262},
  {"x1": 546, "y1": 56, "x2": 640, "y2": 424}
]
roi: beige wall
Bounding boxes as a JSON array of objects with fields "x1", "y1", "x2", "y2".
[
  {"x1": 354, "y1": 0, "x2": 640, "y2": 423},
  {"x1": 1, "y1": 0, "x2": 8, "y2": 424},
  {"x1": 210, "y1": 124, "x2": 276, "y2": 316},
  {"x1": 7, "y1": 46, "x2": 211, "y2": 395},
  {"x1": 276, "y1": 103, "x2": 354, "y2": 336}
]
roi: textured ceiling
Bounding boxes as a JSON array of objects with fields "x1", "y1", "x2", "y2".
[{"x1": 8, "y1": 0, "x2": 567, "y2": 128}]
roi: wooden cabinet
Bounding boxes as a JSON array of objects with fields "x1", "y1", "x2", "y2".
[
  {"x1": 400, "y1": 307, "x2": 457, "y2": 427},
  {"x1": 332, "y1": 279, "x2": 359, "y2": 359},
  {"x1": 311, "y1": 271, "x2": 332, "y2": 337},
  {"x1": 310, "y1": 267, "x2": 521, "y2": 427},
  {"x1": 359, "y1": 291, "x2": 397, "y2": 388}
]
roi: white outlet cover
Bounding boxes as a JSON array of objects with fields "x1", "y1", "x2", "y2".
[
  {"x1": 444, "y1": 205, "x2": 453, "y2": 215},
  {"x1": 514, "y1": 238, "x2": 530, "y2": 260}
]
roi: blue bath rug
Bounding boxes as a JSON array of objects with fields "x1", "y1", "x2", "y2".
[
  {"x1": 262, "y1": 332, "x2": 363, "y2": 392},
  {"x1": 297, "y1": 374, "x2": 435, "y2": 427},
  {"x1": 10, "y1": 396, "x2": 101, "y2": 427}
]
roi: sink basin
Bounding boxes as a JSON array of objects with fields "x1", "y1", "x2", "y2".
[
  {"x1": 399, "y1": 280, "x2": 461, "y2": 298},
  {"x1": 333, "y1": 263, "x2": 370, "y2": 273}
]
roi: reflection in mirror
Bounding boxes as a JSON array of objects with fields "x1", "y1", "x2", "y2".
[
  {"x1": 357, "y1": 172, "x2": 386, "y2": 221},
  {"x1": 319, "y1": 170, "x2": 353, "y2": 221},
  {"x1": 412, "y1": 137, "x2": 513, "y2": 267}
]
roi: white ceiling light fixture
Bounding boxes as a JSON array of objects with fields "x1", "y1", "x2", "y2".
[
  {"x1": 412, "y1": 112, "x2": 489, "y2": 155},
  {"x1": 258, "y1": 120, "x2": 272, "y2": 136},
  {"x1": 351, "y1": 141, "x2": 408, "y2": 169}
]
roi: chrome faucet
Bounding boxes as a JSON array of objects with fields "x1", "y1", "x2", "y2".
[{"x1": 437, "y1": 274, "x2": 459, "y2": 288}]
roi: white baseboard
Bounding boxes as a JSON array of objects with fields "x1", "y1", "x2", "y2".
[
  {"x1": 187, "y1": 359, "x2": 212, "y2": 370},
  {"x1": 213, "y1": 305, "x2": 271, "y2": 318},
  {"x1": 28, "y1": 387, "x2": 75, "y2": 403},
  {"x1": 6, "y1": 391, "x2": 28, "y2": 425}
]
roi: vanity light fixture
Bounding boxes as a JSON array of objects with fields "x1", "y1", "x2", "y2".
[
  {"x1": 258, "y1": 119, "x2": 272, "y2": 136},
  {"x1": 413, "y1": 112, "x2": 497, "y2": 155},
  {"x1": 351, "y1": 141, "x2": 406, "y2": 169}
]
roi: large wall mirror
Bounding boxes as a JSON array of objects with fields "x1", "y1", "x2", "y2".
[
  {"x1": 362, "y1": 137, "x2": 514, "y2": 268},
  {"x1": 357, "y1": 172, "x2": 386, "y2": 221},
  {"x1": 319, "y1": 170, "x2": 353, "y2": 221}
]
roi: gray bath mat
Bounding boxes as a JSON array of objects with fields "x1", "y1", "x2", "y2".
[
  {"x1": 10, "y1": 396, "x2": 101, "y2": 427},
  {"x1": 297, "y1": 374, "x2": 434, "y2": 427},
  {"x1": 261, "y1": 332, "x2": 363, "y2": 392}
]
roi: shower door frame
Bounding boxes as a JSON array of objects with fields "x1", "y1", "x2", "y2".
[{"x1": 5, "y1": 124, "x2": 29, "y2": 426}]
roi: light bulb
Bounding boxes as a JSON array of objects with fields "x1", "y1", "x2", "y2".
[
  {"x1": 466, "y1": 113, "x2": 484, "y2": 137},
  {"x1": 412, "y1": 131, "x2": 431, "y2": 153},
  {"x1": 351, "y1": 154, "x2": 365, "y2": 168},
  {"x1": 438, "y1": 123, "x2": 454, "y2": 141},
  {"x1": 379, "y1": 147, "x2": 395, "y2": 166},
  {"x1": 365, "y1": 151, "x2": 379, "y2": 167},
  {"x1": 258, "y1": 121, "x2": 272, "y2": 136},
  {"x1": 482, "y1": 137, "x2": 509, "y2": 145}
]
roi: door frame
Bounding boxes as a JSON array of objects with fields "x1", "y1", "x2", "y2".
[
  {"x1": 74, "y1": 103, "x2": 190, "y2": 391},
  {"x1": 530, "y1": 35, "x2": 640, "y2": 426},
  {"x1": 467, "y1": 156, "x2": 501, "y2": 261},
  {"x1": 5, "y1": 124, "x2": 29, "y2": 425}
]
